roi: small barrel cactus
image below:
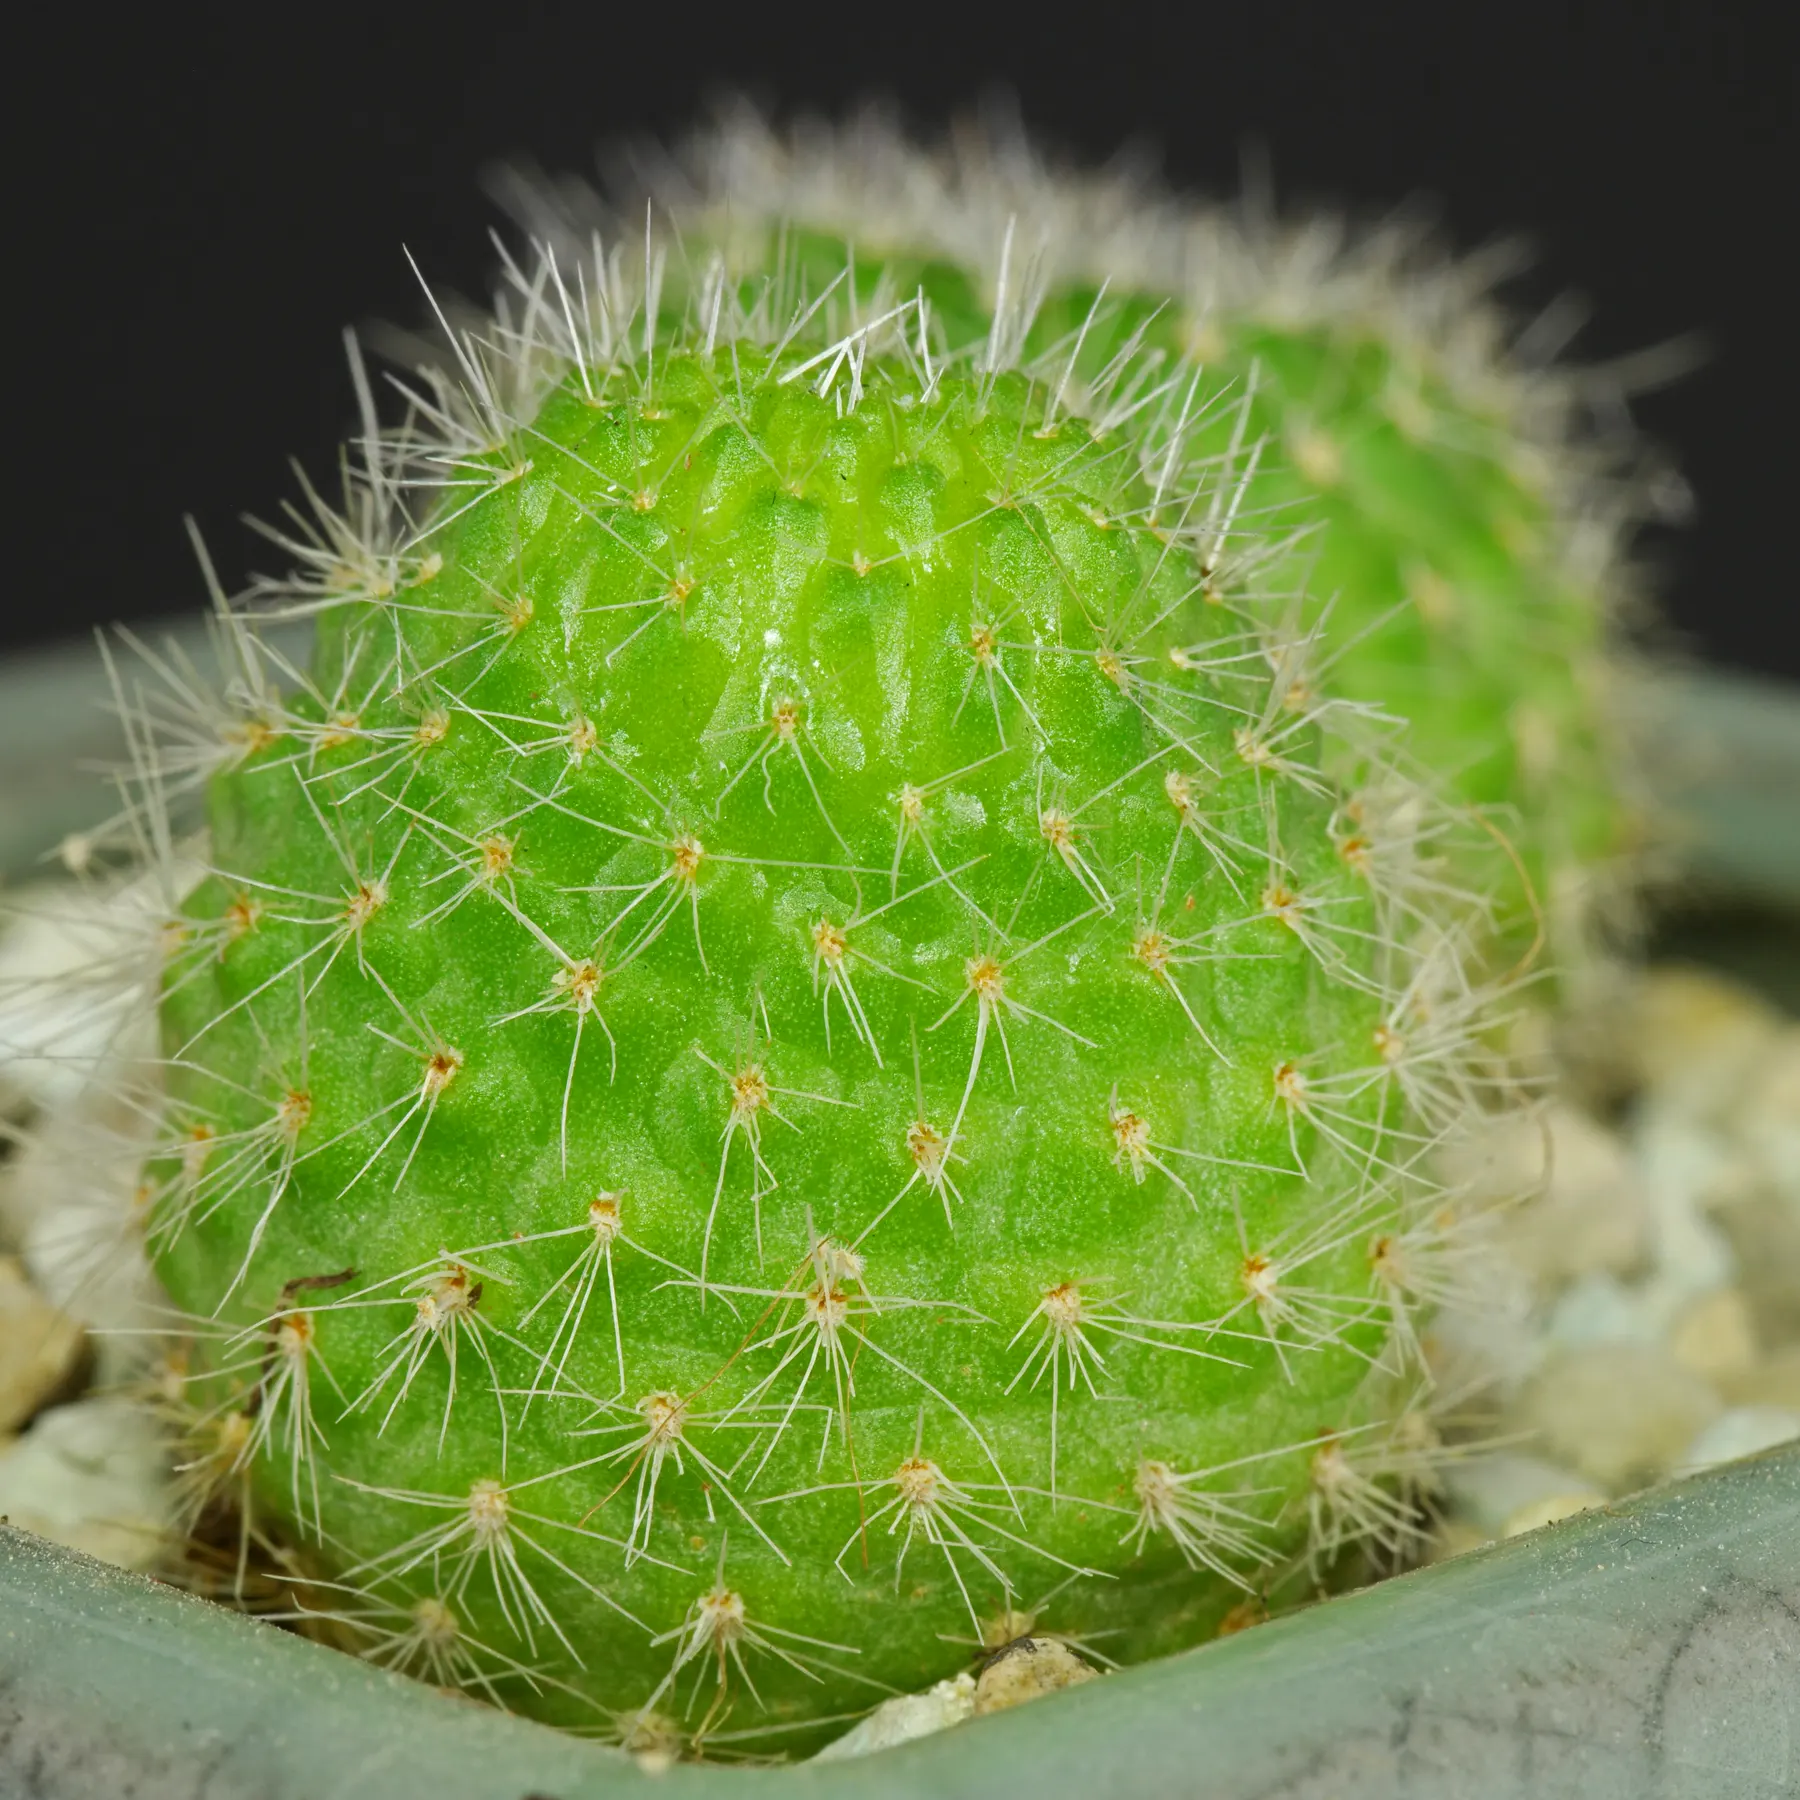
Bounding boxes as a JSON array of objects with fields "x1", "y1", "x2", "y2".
[{"x1": 113, "y1": 120, "x2": 1546, "y2": 1759}]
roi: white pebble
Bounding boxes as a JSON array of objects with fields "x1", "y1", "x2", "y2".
[
  {"x1": 1501, "y1": 1492, "x2": 1604, "y2": 1537},
  {"x1": 0, "y1": 876, "x2": 176, "y2": 1116},
  {"x1": 0, "y1": 1254, "x2": 85, "y2": 1433},
  {"x1": 1682, "y1": 1405, "x2": 1800, "y2": 1472},
  {"x1": 1513, "y1": 1342, "x2": 1721, "y2": 1491},
  {"x1": 1445, "y1": 1451, "x2": 1607, "y2": 1536},
  {"x1": 0, "y1": 1393, "x2": 174, "y2": 1570},
  {"x1": 1628, "y1": 966, "x2": 1784, "y2": 1123},
  {"x1": 1445, "y1": 1105, "x2": 1646, "y2": 1287},
  {"x1": 812, "y1": 1673, "x2": 976, "y2": 1760}
]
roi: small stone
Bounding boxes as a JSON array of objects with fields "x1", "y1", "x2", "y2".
[
  {"x1": 812, "y1": 1673, "x2": 977, "y2": 1761},
  {"x1": 1446, "y1": 1105, "x2": 1646, "y2": 1289},
  {"x1": 1712, "y1": 1193, "x2": 1800, "y2": 1348},
  {"x1": 0, "y1": 1254, "x2": 86, "y2": 1434},
  {"x1": 1730, "y1": 1027, "x2": 1800, "y2": 1207},
  {"x1": 1420, "y1": 1299, "x2": 1541, "y2": 1397},
  {"x1": 0, "y1": 1159, "x2": 23, "y2": 1256},
  {"x1": 1682, "y1": 1406, "x2": 1800, "y2": 1471},
  {"x1": 1501, "y1": 1492, "x2": 1604, "y2": 1537},
  {"x1": 0, "y1": 878, "x2": 170, "y2": 1116},
  {"x1": 0, "y1": 1393, "x2": 174, "y2": 1570},
  {"x1": 1628, "y1": 966, "x2": 1783, "y2": 1125},
  {"x1": 1425, "y1": 1518, "x2": 1492, "y2": 1562},
  {"x1": 1669, "y1": 1287, "x2": 1760, "y2": 1382},
  {"x1": 1544, "y1": 1271, "x2": 1652, "y2": 1351},
  {"x1": 1514, "y1": 1343, "x2": 1721, "y2": 1492},
  {"x1": 1529, "y1": 1115, "x2": 1743, "y2": 1348},
  {"x1": 1722, "y1": 1345, "x2": 1800, "y2": 1412},
  {"x1": 1445, "y1": 1451, "x2": 1608, "y2": 1536},
  {"x1": 7, "y1": 1087, "x2": 163, "y2": 1383},
  {"x1": 973, "y1": 1637, "x2": 1100, "y2": 1716},
  {"x1": 1631, "y1": 1116, "x2": 1741, "y2": 1298}
]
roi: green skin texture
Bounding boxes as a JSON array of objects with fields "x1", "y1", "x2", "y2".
[
  {"x1": 790, "y1": 236, "x2": 1620, "y2": 961},
  {"x1": 155, "y1": 338, "x2": 1420, "y2": 1749},
  {"x1": 1183, "y1": 314, "x2": 1617, "y2": 959}
]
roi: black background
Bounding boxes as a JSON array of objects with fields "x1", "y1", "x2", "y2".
[{"x1": 11, "y1": 1, "x2": 1795, "y2": 676}]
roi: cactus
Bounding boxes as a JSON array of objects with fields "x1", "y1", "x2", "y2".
[
  {"x1": 64, "y1": 119, "x2": 1561, "y2": 1761},
  {"x1": 577, "y1": 104, "x2": 1657, "y2": 975}
]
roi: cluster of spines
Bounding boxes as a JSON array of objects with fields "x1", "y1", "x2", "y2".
[{"x1": 4, "y1": 193, "x2": 1529, "y2": 1758}]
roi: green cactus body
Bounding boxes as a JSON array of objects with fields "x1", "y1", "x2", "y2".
[
  {"x1": 1106, "y1": 304, "x2": 1620, "y2": 969},
  {"x1": 901, "y1": 262, "x2": 1616, "y2": 970},
  {"x1": 635, "y1": 121, "x2": 1642, "y2": 976},
  {"x1": 147, "y1": 238, "x2": 1495, "y2": 1754}
]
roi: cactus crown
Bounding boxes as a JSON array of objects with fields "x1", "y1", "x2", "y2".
[
  {"x1": 100, "y1": 132, "x2": 1547, "y2": 1759},
  {"x1": 592, "y1": 104, "x2": 1655, "y2": 968}
]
